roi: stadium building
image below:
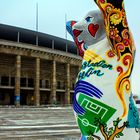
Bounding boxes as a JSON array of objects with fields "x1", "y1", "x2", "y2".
[{"x1": 0, "y1": 24, "x2": 82, "y2": 106}]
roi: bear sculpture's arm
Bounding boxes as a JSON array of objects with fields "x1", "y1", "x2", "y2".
[{"x1": 94, "y1": 0, "x2": 136, "y2": 119}]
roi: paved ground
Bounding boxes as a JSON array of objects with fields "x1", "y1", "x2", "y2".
[{"x1": 0, "y1": 107, "x2": 80, "y2": 140}]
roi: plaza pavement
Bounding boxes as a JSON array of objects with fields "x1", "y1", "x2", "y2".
[{"x1": 0, "y1": 107, "x2": 80, "y2": 140}]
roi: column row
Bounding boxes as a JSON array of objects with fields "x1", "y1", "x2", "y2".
[{"x1": 14, "y1": 55, "x2": 71, "y2": 106}]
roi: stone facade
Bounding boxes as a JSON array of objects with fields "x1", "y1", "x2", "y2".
[{"x1": 0, "y1": 40, "x2": 82, "y2": 106}]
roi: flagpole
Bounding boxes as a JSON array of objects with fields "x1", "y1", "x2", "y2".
[
  {"x1": 36, "y1": 2, "x2": 38, "y2": 46},
  {"x1": 65, "y1": 13, "x2": 67, "y2": 40},
  {"x1": 65, "y1": 13, "x2": 68, "y2": 52},
  {"x1": 36, "y1": 2, "x2": 38, "y2": 32}
]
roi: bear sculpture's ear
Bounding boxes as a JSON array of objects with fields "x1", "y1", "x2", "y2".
[
  {"x1": 66, "y1": 20, "x2": 77, "y2": 39},
  {"x1": 66, "y1": 20, "x2": 86, "y2": 58}
]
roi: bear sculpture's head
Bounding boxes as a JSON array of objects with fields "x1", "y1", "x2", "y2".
[{"x1": 66, "y1": 10, "x2": 106, "y2": 57}]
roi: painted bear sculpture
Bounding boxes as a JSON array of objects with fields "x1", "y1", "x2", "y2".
[{"x1": 66, "y1": 0, "x2": 140, "y2": 140}]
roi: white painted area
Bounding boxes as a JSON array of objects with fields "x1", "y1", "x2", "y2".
[{"x1": 136, "y1": 104, "x2": 140, "y2": 109}]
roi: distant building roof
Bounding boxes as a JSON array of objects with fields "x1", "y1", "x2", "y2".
[{"x1": 0, "y1": 24, "x2": 78, "y2": 55}]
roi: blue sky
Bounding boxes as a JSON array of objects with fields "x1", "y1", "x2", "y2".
[{"x1": 0, "y1": 0, "x2": 139, "y2": 96}]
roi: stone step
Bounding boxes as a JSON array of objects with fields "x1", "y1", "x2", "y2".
[
  {"x1": 0, "y1": 124, "x2": 78, "y2": 130},
  {"x1": 0, "y1": 127, "x2": 80, "y2": 140},
  {"x1": 0, "y1": 107, "x2": 80, "y2": 140}
]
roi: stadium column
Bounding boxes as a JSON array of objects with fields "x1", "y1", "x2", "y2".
[
  {"x1": 34, "y1": 57, "x2": 40, "y2": 106},
  {"x1": 78, "y1": 65, "x2": 81, "y2": 72},
  {"x1": 65, "y1": 63, "x2": 70, "y2": 105},
  {"x1": 15, "y1": 55, "x2": 21, "y2": 107},
  {"x1": 50, "y1": 60, "x2": 56, "y2": 104}
]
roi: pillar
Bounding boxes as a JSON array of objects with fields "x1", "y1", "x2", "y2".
[
  {"x1": 52, "y1": 40, "x2": 54, "y2": 49},
  {"x1": 0, "y1": 76, "x2": 1, "y2": 86},
  {"x1": 9, "y1": 76, "x2": 11, "y2": 86},
  {"x1": 65, "y1": 63, "x2": 70, "y2": 105},
  {"x1": 17, "y1": 32, "x2": 20, "y2": 43},
  {"x1": 15, "y1": 55, "x2": 21, "y2": 107},
  {"x1": 78, "y1": 65, "x2": 81, "y2": 72},
  {"x1": 34, "y1": 57, "x2": 40, "y2": 106},
  {"x1": 50, "y1": 60, "x2": 56, "y2": 104},
  {"x1": 66, "y1": 43, "x2": 68, "y2": 52},
  {"x1": 36, "y1": 35, "x2": 38, "y2": 46}
]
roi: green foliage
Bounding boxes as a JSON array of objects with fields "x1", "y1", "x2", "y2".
[
  {"x1": 87, "y1": 136, "x2": 94, "y2": 140},
  {"x1": 113, "y1": 120, "x2": 118, "y2": 126},
  {"x1": 115, "y1": 132, "x2": 124, "y2": 138},
  {"x1": 107, "y1": 127, "x2": 114, "y2": 136}
]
